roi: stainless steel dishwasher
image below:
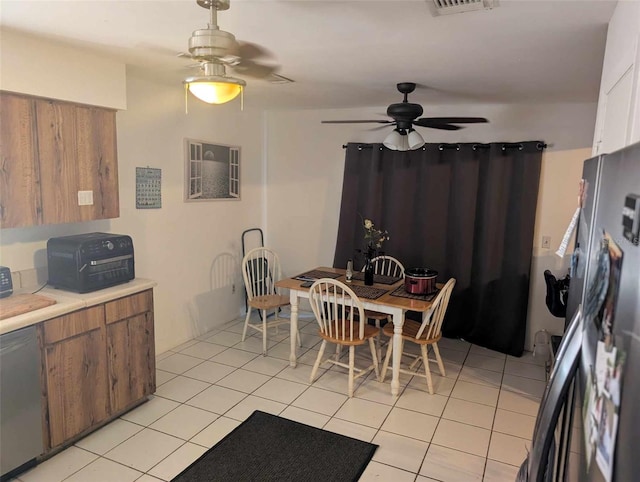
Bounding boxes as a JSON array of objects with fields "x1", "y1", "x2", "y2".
[{"x1": 0, "y1": 325, "x2": 44, "y2": 478}]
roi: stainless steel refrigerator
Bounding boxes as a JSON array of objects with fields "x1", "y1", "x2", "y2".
[{"x1": 532, "y1": 141, "x2": 640, "y2": 481}]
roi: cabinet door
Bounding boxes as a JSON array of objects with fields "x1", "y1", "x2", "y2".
[
  {"x1": 75, "y1": 105, "x2": 119, "y2": 221},
  {"x1": 36, "y1": 100, "x2": 119, "y2": 224},
  {"x1": 35, "y1": 98, "x2": 82, "y2": 224},
  {"x1": 0, "y1": 93, "x2": 42, "y2": 227},
  {"x1": 44, "y1": 326, "x2": 109, "y2": 448},
  {"x1": 107, "y1": 312, "x2": 156, "y2": 414}
]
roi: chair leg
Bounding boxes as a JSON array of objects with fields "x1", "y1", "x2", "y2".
[
  {"x1": 368, "y1": 338, "x2": 380, "y2": 380},
  {"x1": 262, "y1": 309, "x2": 268, "y2": 356},
  {"x1": 432, "y1": 342, "x2": 446, "y2": 377},
  {"x1": 242, "y1": 307, "x2": 252, "y2": 342},
  {"x1": 335, "y1": 343, "x2": 341, "y2": 361},
  {"x1": 374, "y1": 319, "x2": 381, "y2": 359},
  {"x1": 310, "y1": 340, "x2": 327, "y2": 383},
  {"x1": 380, "y1": 340, "x2": 393, "y2": 382},
  {"x1": 296, "y1": 329, "x2": 302, "y2": 348},
  {"x1": 348, "y1": 346, "x2": 355, "y2": 398},
  {"x1": 420, "y1": 344, "x2": 434, "y2": 395}
]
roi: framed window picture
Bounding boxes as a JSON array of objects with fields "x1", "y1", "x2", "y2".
[{"x1": 184, "y1": 138, "x2": 240, "y2": 201}]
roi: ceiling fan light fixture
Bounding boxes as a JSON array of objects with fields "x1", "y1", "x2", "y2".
[
  {"x1": 184, "y1": 76, "x2": 245, "y2": 104},
  {"x1": 384, "y1": 129, "x2": 421, "y2": 151},
  {"x1": 407, "y1": 129, "x2": 425, "y2": 150},
  {"x1": 397, "y1": 132, "x2": 410, "y2": 151},
  {"x1": 383, "y1": 129, "x2": 403, "y2": 151}
]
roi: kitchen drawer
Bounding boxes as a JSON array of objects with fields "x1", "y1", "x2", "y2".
[
  {"x1": 105, "y1": 289, "x2": 153, "y2": 324},
  {"x1": 43, "y1": 306, "x2": 104, "y2": 345}
]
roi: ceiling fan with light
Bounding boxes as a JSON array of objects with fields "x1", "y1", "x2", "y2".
[
  {"x1": 182, "y1": 0, "x2": 279, "y2": 105},
  {"x1": 322, "y1": 83, "x2": 488, "y2": 151}
]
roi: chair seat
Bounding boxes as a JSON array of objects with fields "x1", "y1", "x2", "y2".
[
  {"x1": 382, "y1": 319, "x2": 441, "y2": 344},
  {"x1": 319, "y1": 321, "x2": 379, "y2": 346},
  {"x1": 248, "y1": 294, "x2": 290, "y2": 311}
]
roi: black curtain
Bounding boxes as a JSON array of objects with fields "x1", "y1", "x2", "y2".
[{"x1": 332, "y1": 141, "x2": 543, "y2": 356}]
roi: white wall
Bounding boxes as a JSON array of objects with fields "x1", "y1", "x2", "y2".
[
  {"x1": 0, "y1": 28, "x2": 126, "y2": 109},
  {"x1": 533, "y1": 148, "x2": 591, "y2": 252},
  {"x1": 525, "y1": 148, "x2": 589, "y2": 351}
]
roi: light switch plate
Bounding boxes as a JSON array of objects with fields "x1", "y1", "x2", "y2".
[{"x1": 78, "y1": 190, "x2": 94, "y2": 206}]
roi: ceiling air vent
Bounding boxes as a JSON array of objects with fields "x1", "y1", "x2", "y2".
[{"x1": 430, "y1": 0, "x2": 498, "y2": 16}]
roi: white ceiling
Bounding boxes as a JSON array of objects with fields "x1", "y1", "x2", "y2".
[{"x1": 0, "y1": 0, "x2": 617, "y2": 111}]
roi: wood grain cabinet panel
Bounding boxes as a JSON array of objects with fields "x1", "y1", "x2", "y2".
[
  {"x1": 107, "y1": 312, "x2": 156, "y2": 414},
  {"x1": 74, "y1": 105, "x2": 119, "y2": 222},
  {"x1": 105, "y1": 289, "x2": 153, "y2": 324},
  {"x1": 0, "y1": 93, "x2": 42, "y2": 227},
  {"x1": 106, "y1": 290, "x2": 155, "y2": 413},
  {"x1": 43, "y1": 305, "x2": 104, "y2": 345},
  {"x1": 0, "y1": 92, "x2": 119, "y2": 228},
  {"x1": 43, "y1": 323, "x2": 109, "y2": 449},
  {"x1": 35, "y1": 98, "x2": 81, "y2": 224}
]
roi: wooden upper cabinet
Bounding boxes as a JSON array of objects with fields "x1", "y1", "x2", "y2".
[
  {"x1": 74, "y1": 105, "x2": 119, "y2": 221},
  {"x1": 0, "y1": 92, "x2": 119, "y2": 228},
  {"x1": 0, "y1": 94, "x2": 42, "y2": 227},
  {"x1": 35, "y1": 98, "x2": 81, "y2": 225}
]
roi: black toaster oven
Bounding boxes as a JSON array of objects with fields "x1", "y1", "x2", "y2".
[{"x1": 47, "y1": 232, "x2": 134, "y2": 293}]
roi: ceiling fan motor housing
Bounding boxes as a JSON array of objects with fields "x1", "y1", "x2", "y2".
[
  {"x1": 387, "y1": 102, "x2": 423, "y2": 130},
  {"x1": 189, "y1": 28, "x2": 238, "y2": 61}
]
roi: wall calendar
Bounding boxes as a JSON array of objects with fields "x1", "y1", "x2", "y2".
[{"x1": 136, "y1": 167, "x2": 162, "y2": 209}]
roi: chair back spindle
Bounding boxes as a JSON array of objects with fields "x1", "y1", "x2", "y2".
[{"x1": 368, "y1": 255, "x2": 405, "y2": 278}]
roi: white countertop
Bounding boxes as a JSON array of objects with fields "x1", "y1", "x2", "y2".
[{"x1": 0, "y1": 278, "x2": 157, "y2": 335}]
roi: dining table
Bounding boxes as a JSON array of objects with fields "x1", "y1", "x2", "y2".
[{"x1": 275, "y1": 266, "x2": 439, "y2": 397}]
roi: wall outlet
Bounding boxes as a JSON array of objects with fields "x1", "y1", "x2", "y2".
[
  {"x1": 78, "y1": 190, "x2": 94, "y2": 206},
  {"x1": 232, "y1": 283, "x2": 236, "y2": 294},
  {"x1": 542, "y1": 235, "x2": 551, "y2": 249}
]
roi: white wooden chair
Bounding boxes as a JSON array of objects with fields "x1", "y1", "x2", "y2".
[
  {"x1": 241, "y1": 247, "x2": 298, "y2": 356},
  {"x1": 361, "y1": 255, "x2": 405, "y2": 353},
  {"x1": 380, "y1": 278, "x2": 456, "y2": 394},
  {"x1": 308, "y1": 278, "x2": 380, "y2": 397},
  {"x1": 368, "y1": 255, "x2": 405, "y2": 279}
]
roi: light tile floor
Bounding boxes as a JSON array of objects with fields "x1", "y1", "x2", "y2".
[{"x1": 15, "y1": 315, "x2": 548, "y2": 482}]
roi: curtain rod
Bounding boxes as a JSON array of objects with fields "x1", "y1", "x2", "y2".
[{"x1": 343, "y1": 142, "x2": 548, "y2": 151}]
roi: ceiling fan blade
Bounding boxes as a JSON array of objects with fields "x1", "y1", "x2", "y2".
[
  {"x1": 321, "y1": 120, "x2": 394, "y2": 124},
  {"x1": 419, "y1": 123, "x2": 463, "y2": 131},
  {"x1": 368, "y1": 123, "x2": 396, "y2": 131},
  {"x1": 235, "y1": 41, "x2": 273, "y2": 60},
  {"x1": 230, "y1": 60, "x2": 278, "y2": 79},
  {"x1": 415, "y1": 117, "x2": 488, "y2": 126}
]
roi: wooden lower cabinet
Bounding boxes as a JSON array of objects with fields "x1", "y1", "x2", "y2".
[
  {"x1": 106, "y1": 290, "x2": 156, "y2": 414},
  {"x1": 40, "y1": 290, "x2": 155, "y2": 451},
  {"x1": 41, "y1": 306, "x2": 109, "y2": 449}
]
